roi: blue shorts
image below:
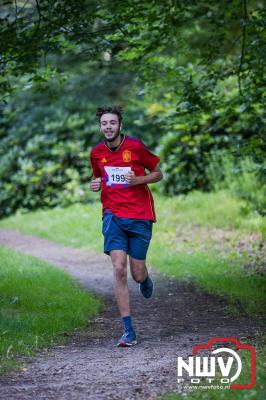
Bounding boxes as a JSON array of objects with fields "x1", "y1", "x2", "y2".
[{"x1": 102, "y1": 210, "x2": 153, "y2": 260}]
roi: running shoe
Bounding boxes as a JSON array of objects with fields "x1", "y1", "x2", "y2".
[
  {"x1": 117, "y1": 329, "x2": 137, "y2": 347},
  {"x1": 139, "y1": 275, "x2": 153, "y2": 298}
]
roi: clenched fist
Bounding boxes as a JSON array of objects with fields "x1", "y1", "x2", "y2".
[
  {"x1": 90, "y1": 177, "x2": 102, "y2": 192},
  {"x1": 125, "y1": 171, "x2": 139, "y2": 186}
]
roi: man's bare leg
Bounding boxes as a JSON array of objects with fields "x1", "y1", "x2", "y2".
[
  {"x1": 110, "y1": 250, "x2": 137, "y2": 346},
  {"x1": 110, "y1": 249, "x2": 130, "y2": 317},
  {"x1": 129, "y1": 256, "x2": 153, "y2": 299},
  {"x1": 129, "y1": 257, "x2": 148, "y2": 283}
]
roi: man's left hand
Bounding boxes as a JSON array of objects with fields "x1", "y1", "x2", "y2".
[{"x1": 125, "y1": 171, "x2": 139, "y2": 186}]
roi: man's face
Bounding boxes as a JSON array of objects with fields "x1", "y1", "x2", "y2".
[{"x1": 100, "y1": 113, "x2": 121, "y2": 142}]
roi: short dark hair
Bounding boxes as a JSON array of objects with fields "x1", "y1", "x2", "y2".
[{"x1": 96, "y1": 106, "x2": 123, "y2": 123}]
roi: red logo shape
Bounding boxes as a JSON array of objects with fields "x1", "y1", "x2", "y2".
[{"x1": 192, "y1": 337, "x2": 256, "y2": 389}]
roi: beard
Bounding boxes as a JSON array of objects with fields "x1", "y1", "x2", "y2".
[
  {"x1": 102, "y1": 123, "x2": 121, "y2": 142},
  {"x1": 104, "y1": 130, "x2": 120, "y2": 142}
]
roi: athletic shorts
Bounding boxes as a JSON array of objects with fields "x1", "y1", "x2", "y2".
[{"x1": 102, "y1": 209, "x2": 153, "y2": 260}]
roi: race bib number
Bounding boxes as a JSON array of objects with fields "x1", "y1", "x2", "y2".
[{"x1": 104, "y1": 166, "x2": 131, "y2": 188}]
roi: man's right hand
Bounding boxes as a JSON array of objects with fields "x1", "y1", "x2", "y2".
[{"x1": 90, "y1": 177, "x2": 102, "y2": 192}]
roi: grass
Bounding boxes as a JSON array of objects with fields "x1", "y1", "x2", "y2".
[
  {"x1": 152, "y1": 189, "x2": 266, "y2": 237},
  {"x1": 1, "y1": 190, "x2": 265, "y2": 242},
  {"x1": 147, "y1": 191, "x2": 266, "y2": 315},
  {"x1": 0, "y1": 245, "x2": 101, "y2": 374},
  {"x1": 147, "y1": 247, "x2": 266, "y2": 315},
  {"x1": 0, "y1": 200, "x2": 103, "y2": 252},
  {"x1": 1, "y1": 190, "x2": 265, "y2": 315}
]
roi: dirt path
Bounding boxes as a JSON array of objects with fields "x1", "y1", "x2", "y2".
[{"x1": 0, "y1": 229, "x2": 262, "y2": 399}]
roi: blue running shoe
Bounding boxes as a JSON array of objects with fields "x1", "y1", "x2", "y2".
[
  {"x1": 140, "y1": 275, "x2": 153, "y2": 298},
  {"x1": 117, "y1": 329, "x2": 137, "y2": 347}
]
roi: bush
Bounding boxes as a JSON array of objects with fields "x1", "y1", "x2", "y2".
[
  {"x1": 206, "y1": 151, "x2": 266, "y2": 216},
  {"x1": 157, "y1": 98, "x2": 265, "y2": 200},
  {"x1": 0, "y1": 65, "x2": 162, "y2": 218},
  {"x1": 0, "y1": 100, "x2": 95, "y2": 217}
]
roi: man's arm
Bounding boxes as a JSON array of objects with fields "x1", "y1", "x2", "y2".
[
  {"x1": 125, "y1": 165, "x2": 163, "y2": 186},
  {"x1": 89, "y1": 150, "x2": 102, "y2": 191}
]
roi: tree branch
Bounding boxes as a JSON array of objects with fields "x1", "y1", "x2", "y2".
[{"x1": 238, "y1": 0, "x2": 248, "y2": 96}]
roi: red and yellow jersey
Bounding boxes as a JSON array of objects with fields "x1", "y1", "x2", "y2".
[{"x1": 90, "y1": 135, "x2": 160, "y2": 221}]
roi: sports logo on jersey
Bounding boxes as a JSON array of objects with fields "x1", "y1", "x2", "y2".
[
  {"x1": 122, "y1": 150, "x2": 131, "y2": 162},
  {"x1": 101, "y1": 157, "x2": 107, "y2": 163}
]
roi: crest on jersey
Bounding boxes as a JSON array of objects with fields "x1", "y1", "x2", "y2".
[
  {"x1": 122, "y1": 150, "x2": 131, "y2": 162},
  {"x1": 101, "y1": 157, "x2": 107, "y2": 163}
]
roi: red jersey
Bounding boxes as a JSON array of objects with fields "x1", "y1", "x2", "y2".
[{"x1": 90, "y1": 135, "x2": 160, "y2": 221}]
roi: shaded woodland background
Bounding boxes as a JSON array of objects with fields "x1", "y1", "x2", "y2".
[{"x1": 0, "y1": 0, "x2": 265, "y2": 217}]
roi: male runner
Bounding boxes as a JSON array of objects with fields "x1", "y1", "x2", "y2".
[{"x1": 89, "y1": 106, "x2": 163, "y2": 347}]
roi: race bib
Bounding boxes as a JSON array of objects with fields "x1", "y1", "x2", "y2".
[{"x1": 104, "y1": 166, "x2": 131, "y2": 188}]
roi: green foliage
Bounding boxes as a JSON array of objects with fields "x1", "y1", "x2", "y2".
[
  {"x1": 136, "y1": 61, "x2": 265, "y2": 201},
  {"x1": 0, "y1": 1, "x2": 265, "y2": 216},
  {"x1": 0, "y1": 90, "x2": 94, "y2": 216},
  {"x1": 207, "y1": 152, "x2": 266, "y2": 216},
  {"x1": 0, "y1": 61, "x2": 140, "y2": 217},
  {"x1": 0, "y1": 0, "x2": 111, "y2": 99}
]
